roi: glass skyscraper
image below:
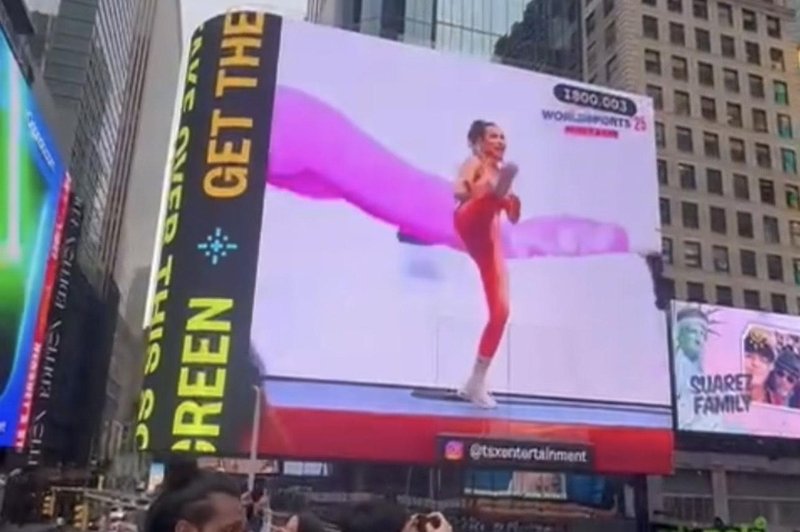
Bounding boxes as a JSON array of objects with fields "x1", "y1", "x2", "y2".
[
  {"x1": 27, "y1": 0, "x2": 156, "y2": 293},
  {"x1": 312, "y1": 0, "x2": 583, "y2": 79}
]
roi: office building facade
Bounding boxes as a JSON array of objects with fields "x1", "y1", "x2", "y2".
[
  {"x1": 310, "y1": 0, "x2": 583, "y2": 79},
  {"x1": 584, "y1": 0, "x2": 800, "y2": 528}
]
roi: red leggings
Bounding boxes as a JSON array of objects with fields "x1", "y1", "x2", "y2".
[{"x1": 454, "y1": 195, "x2": 510, "y2": 359}]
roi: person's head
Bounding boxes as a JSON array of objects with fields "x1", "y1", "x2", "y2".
[
  {"x1": 767, "y1": 352, "x2": 800, "y2": 397},
  {"x1": 744, "y1": 329, "x2": 775, "y2": 386},
  {"x1": 338, "y1": 500, "x2": 408, "y2": 532},
  {"x1": 145, "y1": 460, "x2": 243, "y2": 532},
  {"x1": 284, "y1": 512, "x2": 326, "y2": 532},
  {"x1": 467, "y1": 120, "x2": 506, "y2": 160},
  {"x1": 675, "y1": 308, "x2": 709, "y2": 361}
]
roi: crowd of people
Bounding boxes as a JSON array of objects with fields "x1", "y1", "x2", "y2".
[{"x1": 145, "y1": 460, "x2": 453, "y2": 532}]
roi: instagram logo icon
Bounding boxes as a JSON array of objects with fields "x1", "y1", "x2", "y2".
[{"x1": 444, "y1": 440, "x2": 464, "y2": 461}]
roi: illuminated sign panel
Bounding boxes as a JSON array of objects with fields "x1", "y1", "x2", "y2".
[
  {"x1": 139, "y1": 12, "x2": 672, "y2": 473},
  {"x1": 0, "y1": 29, "x2": 67, "y2": 447}
]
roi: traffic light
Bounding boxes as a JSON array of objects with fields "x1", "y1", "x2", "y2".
[
  {"x1": 73, "y1": 502, "x2": 89, "y2": 530},
  {"x1": 41, "y1": 492, "x2": 55, "y2": 519}
]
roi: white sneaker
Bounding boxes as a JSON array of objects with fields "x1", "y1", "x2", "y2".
[{"x1": 458, "y1": 378, "x2": 498, "y2": 409}]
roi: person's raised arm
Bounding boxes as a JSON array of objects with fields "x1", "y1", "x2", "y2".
[{"x1": 454, "y1": 157, "x2": 478, "y2": 202}]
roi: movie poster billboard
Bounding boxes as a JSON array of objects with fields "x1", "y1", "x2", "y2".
[
  {"x1": 138, "y1": 11, "x2": 671, "y2": 473},
  {"x1": 0, "y1": 29, "x2": 67, "y2": 447},
  {"x1": 672, "y1": 301, "x2": 800, "y2": 438}
]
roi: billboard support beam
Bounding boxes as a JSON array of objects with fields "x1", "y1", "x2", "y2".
[{"x1": 247, "y1": 384, "x2": 261, "y2": 492}]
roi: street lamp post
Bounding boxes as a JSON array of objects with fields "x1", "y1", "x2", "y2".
[{"x1": 247, "y1": 384, "x2": 262, "y2": 492}]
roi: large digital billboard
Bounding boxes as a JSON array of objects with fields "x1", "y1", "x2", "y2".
[
  {"x1": 138, "y1": 12, "x2": 672, "y2": 473},
  {"x1": 672, "y1": 301, "x2": 800, "y2": 439},
  {"x1": 0, "y1": 30, "x2": 67, "y2": 447}
]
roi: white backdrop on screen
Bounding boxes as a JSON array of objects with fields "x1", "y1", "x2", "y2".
[{"x1": 250, "y1": 21, "x2": 670, "y2": 407}]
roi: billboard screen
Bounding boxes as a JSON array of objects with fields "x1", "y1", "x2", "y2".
[
  {"x1": 139, "y1": 12, "x2": 671, "y2": 472},
  {"x1": 0, "y1": 30, "x2": 66, "y2": 447},
  {"x1": 672, "y1": 301, "x2": 800, "y2": 439}
]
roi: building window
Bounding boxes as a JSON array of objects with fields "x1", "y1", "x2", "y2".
[
  {"x1": 674, "y1": 90, "x2": 690, "y2": 115},
  {"x1": 603, "y1": 0, "x2": 615, "y2": 16},
  {"x1": 743, "y1": 289, "x2": 760, "y2": 310},
  {"x1": 660, "y1": 197, "x2": 671, "y2": 225},
  {"x1": 742, "y1": 9, "x2": 757, "y2": 32},
  {"x1": 767, "y1": 16, "x2": 781, "y2": 39},
  {"x1": 706, "y1": 168, "x2": 723, "y2": 194},
  {"x1": 763, "y1": 215, "x2": 780, "y2": 243},
  {"x1": 693, "y1": 0, "x2": 708, "y2": 19},
  {"x1": 697, "y1": 61, "x2": 713, "y2": 85},
  {"x1": 759, "y1": 179, "x2": 775, "y2": 205},
  {"x1": 752, "y1": 109, "x2": 768, "y2": 133},
  {"x1": 667, "y1": 0, "x2": 683, "y2": 13},
  {"x1": 730, "y1": 138, "x2": 746, "y2": 163},
  {"x1": 790, "y1": 221, "x2": 800, "y2": 247},
  {"x1": 673, "y1": 56, "x2": 689, "y2": 81},
  {"x1": 749, "y1": 75, "x2": 765, "y2": 98},
  {"x1": 605, "y1": 55, "x2": 619, "y2": 80},
  {"x1": 722, "y1": 68, "x2": 739, "y2": 93},
  {"x1": 645, "y1": 49, "x2": 661, "y2": 74},
  {"x1": 740, "y1": 250, "x2": 757, "y2": 277},
  {"x1": 793, "y1": 260, "x2": 800, "y2": 285},
  {"x1": 774, "y1": 81, "x2": 789, "y2": 105},
  {"x1": 647, "y1": 85, "x2": 663, "y2": 110},
  {"x1": 745, "y1": 41, "x2": 760, "y2": 65},
  {"x1": 755, "y1": 143, "x2": 772, "y2": 169},
  {"x1": 770, "y1": 48, "x2": 785, "y2": 72},
  {"x1": 682, "y1": 201, "x2": 699, "y2": 229},
  {"x1": 679, "y1": 163, "x2": 696, "y2": 189},
  {"x1": 676, "y1": 127, "x2": 693, "y2": 152},
  {"x1": 733, "y1": 173, "x2": 749, "y2": 199},
  {"x1": 605, "y1": 22, "x2": 617, "y2": 49},
  {"x1": 657, "y1": 159, "x2": 668, "y2": 185},
  {"x1": 662, "y1": 237, "x2": 673, "y2": 264},
  {"x1": 686, "y1": 282, "x2": 705, "y2": 302},
  {"x1": 586, "y1": 11, "x2": 596, "y2": 35},
  {"x1": 718, "y1": 2, "x2": 733, "y2": 26},
  {"x1": 655, "y1": 121, "x2": 665, "y2": 147},
  {"x1": 783, "y1": 149, "x2": 798, "y2": 175},
  {"x1": 716, "y1": 285, "x2": 733, "y2": 305},
  {"x1": 726, "y1": 102, "x2": 742, "y2": 127},
  {"x1": 767, "y1": 254, "x2": 784, "y2": 281},
  {"x1": 771, "y1": 294, "x2": 787, "y2": 314},
  {"x1": 642, "y1": 15, "x2": 658, "y2": 39},
  {"x1": 643, "y1": 0, "x2": 656, "y2": 5},
  {"x1": 737, "y1": 211, "x2": 754, "y2": 238},
  {"x1": 785, "y1": 184, "x2": 800, "y2": 210},
  {"x1": 778, "y1": 114, "x2": 793, "y2": 139},
  {"x1": 670, "y1": 22, "x2": 686, "y2": 46},
  {"x1": 703, "y1": 132, "x2": 720, "y2": 158},
  {"x1": 720, "y1": 35, "x2": 735, "y2": 58},
  {"x1": 685, "y1": 240, "x2": 702, "y2": 268},
  {"x1": 710, "y1": 206, "x2": 727, "y2": 234},
  {"x1": 713, "y1": 246, "x2": 730, "y2": 273},
  {"x1": 700, "y1": 97, "x2": 717, "y2": 120},
  {"x1": 695, "y1": 28, "x2": 711, "y2": 51}
]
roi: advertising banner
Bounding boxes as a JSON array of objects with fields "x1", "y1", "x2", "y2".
[
  {"x1": 26, "y1": 193, "x2": 83, "y2": 464},
  {"x1": 672, "y1": 301, "x2": 800, "y2": 439},
  {"x1": 0, "y1": 28, "x2": 66, "y2": 447},
  {"x1": 139, "y1": 11, "x2": 671, "y2": 472}
]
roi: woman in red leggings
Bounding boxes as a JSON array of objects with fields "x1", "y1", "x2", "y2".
[{"x1": 454, "y1": 120, "x2": 521, "y2": 408}]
